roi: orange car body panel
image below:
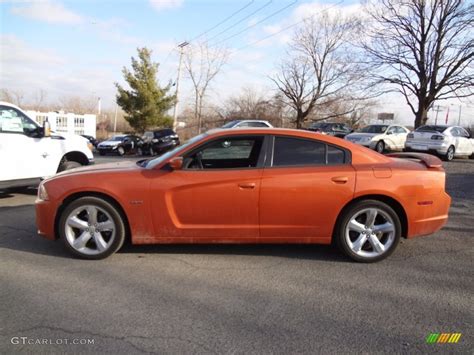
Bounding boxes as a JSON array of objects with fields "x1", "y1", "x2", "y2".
[{"x1": 36, "y1": 128, "x2": 451, "y2": 244}]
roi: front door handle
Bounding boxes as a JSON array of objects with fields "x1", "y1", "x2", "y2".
[
  {"x1": 331, "y1": 176, "x2": 348, "y2": 184},
  {"x1": 238, "y1": 183, "x2": 256, "y2": 189}
]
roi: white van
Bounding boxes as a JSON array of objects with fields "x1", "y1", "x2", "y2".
[{"x1": 0, "y1": 102, "x2": 94, "y2": 189}]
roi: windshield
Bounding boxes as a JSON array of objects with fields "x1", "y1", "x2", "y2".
[
  {"x1": 222, "y1": 121, "x2": 238, "y2": 128},
  {"x1": 359, "y1": 125, "x2": 388, "y2": 134},
  {"x1": 111, "y1": 135, "x2": 125, "y2": 141},
  {"x1": 145, "y1": 133, "x2": 208, "y2": 168},
  {"x1": 415, "y1": 125, "x2": 447, "y2": 133}
]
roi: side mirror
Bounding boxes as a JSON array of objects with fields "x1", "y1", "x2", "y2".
[
  {"x1": 43, "y1": 119, "x2": 51, "y2": 137},
  {"x1": 386, "y1": 131, "x2": 392, "y2": 135},
  {"x1": 169, "y1": 157, "x2": 183, "y2": 170}
]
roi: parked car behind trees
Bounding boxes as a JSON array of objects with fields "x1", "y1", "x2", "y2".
[
  {"x1": 138, "y1": 129, "x2": 180, "y2": 156},
  {"x1": 307, "y1": 122, "x2": 353, "y2": 138},
  {"x1": 345, "y1": 124, "x2": 410, "y2": 153},
  {"x1": 405, "y1": 125, "x2": 474, "y2": 161},
  {"x1": 97, "y1": 135, "x2": 142, "y2": 156}
]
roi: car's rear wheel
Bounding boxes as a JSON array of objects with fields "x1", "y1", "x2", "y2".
[
  {"x1": 336, "y1": 200, "x2": 401, "y2": 262},
  {"x1": 375, "y1": 140, "x2": 385, "y2": 153},
  {"x1": 443, "y1": 145, "x2": 455, "y2": 161},
  {"x1": 59, "y1": 197, "x2": 125, "y2": 259},
  {"x1": 117, "y1": 146, "x2": 125, "y2": 156}
]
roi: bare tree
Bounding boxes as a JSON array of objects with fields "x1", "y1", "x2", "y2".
[
  {"x1": 184, "y1": 41, "x2": 228, "y2": 133},
  {"x1": 32, "y1": 89, "x2": 47, "y2": 111},
  {"x1": 0, "y1": 89, "x2": 25, "y2": 106},
  {"x1": 58, "y1": 95, "x2": 97, "y2": 114},
  {"x1": 363, "y1": 0, "x2": 473, "y2": 128},
  {"x1": 272, "y1": 13, "x2": 368, "y2": 128}
]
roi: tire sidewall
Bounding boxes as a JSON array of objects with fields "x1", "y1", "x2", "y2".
[
  {"x1": 336, "y1": 200, "x2": 401, "y2": 263},
  {"x1": 445, "y1": 146, "x2": 455, "y2": 161},
  {"x1": 58, "y1": 197, "x2": 126, "y2": 260},
  {"x1": 117, "y1": 146, "x2": 125, "y2": 156},
  {"x1": 376, "y1": 141, "x2": 385, "y2": 153},
  {"x1": 58, "y1": 161, "x2": 82, "y2": 172}
]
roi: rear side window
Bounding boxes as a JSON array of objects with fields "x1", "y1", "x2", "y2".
[{"x1": 272, "y1": 137, "x2": 348, "y2": 167}]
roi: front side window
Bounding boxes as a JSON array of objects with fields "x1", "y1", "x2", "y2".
[
  {"x1": 272, "y1": 137, "x2": 347, "y2": 167},
  {"x1": 184, "y1": 136, "x2": 264, "y2": 170},
  {"x1": 0, "y1": 106, "x2": 38, "y2": 134}
]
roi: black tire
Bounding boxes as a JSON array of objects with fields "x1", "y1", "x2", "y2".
[
  {"x1": 58, "y1": 161, "x2": 82, "y2": 172},
  {"x1": 335, "y1": 200, "x2": 401, "y2": 263},
  {"x1": 137, "y1": 147, "x2": 144, "y2": 156},
  {"x1": 117, "y1": 146, "x2": 125, "y2": 156},
  {"x1": 375, "y1": 140, "x2": 385, "y2": 154},
  {"x1": 58, "y1": 197, "x2": 126, "y2": 260},
  {"x1": 443, "y1": 145, "x2": 455, "y2": 161},
  {"x1": 99, "y1": 150, "x2": 106, "y2": 156}
]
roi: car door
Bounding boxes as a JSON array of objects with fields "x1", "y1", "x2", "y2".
[
  {"x1": 149, "y1": 135, "x2": 267, "y2": 242},
  {"x1": 259, "y1": 136, "x2": 356, "y2": 242},
  {"x1": 393, "y1": 126, "x2": 408, "y2": 149},
  {"x1": 0, "y1": 105, "x2": 54, "y2": 182},
  {"x1": 383, "y1": 126, "x2": 399, "y2": 149},
  {"x1": 455, "y1": 127, "x2": 472, "y2": 155}
]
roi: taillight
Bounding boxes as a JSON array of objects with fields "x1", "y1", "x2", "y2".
[
  {"x1": 407, "y1": 133, "x2": 414, "y2": 139},
  {"x1": 431, "y1": 135, "x2": 444, "y2": 140}
]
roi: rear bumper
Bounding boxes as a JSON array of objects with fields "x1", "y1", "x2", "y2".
[
  {"x1": 407, "y1": 192, "x2": 451, "y2": 238},
  {"x1": 405, "y1": 141, "x2": 449, "y2": 155},
  {"x1": 35, "y1": 199, "x2": 58, "y2": 240}
]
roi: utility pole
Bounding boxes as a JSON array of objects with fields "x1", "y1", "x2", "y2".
[
  {"x1": 458, "y1": 104, "x2": 462, "y2": 126},
  {"x1": 173, "y1": 41, "x2": 189, "y2": 130},
  {"x1": 113, "y1": 104, "x2": 118, "y2": 132},
  {"x1": 433, "y1": 105, "x2": 442, "y2": 125}
]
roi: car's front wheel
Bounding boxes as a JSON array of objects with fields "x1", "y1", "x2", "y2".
[
  {"x1": 58, "y1": 161, "x2": 82, "y2": 172},
  {"x1": 117, "y1": 146, "x2": 125, "y2": 156},
  {"x1": 336, "y1": 200, "x2": 401, "y2": 262},
  {"x1": 375, "y1": 140, "x2": 385, "y2": 153},
  {"x1": 58, "y1": 197, "x2": 126, "y2": 259}
]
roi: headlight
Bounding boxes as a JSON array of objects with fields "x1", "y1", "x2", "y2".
[{"x1": 38, "y1": 182, "x2": 49, "y2": 201}]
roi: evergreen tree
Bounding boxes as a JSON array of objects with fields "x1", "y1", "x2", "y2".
[{"x1": 116, "y1": 47, "x2": 175, "y2": 132}]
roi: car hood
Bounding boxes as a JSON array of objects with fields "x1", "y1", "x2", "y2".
[
  {"x1": 99, "y1": 140, "x2": 120, "y2": 146},
  {"x1": 50, "y1": 161, "x2": 141, "y2": 180},
  {"x1": 346, "y1": 133, "x2": 379, "y2": 139}
]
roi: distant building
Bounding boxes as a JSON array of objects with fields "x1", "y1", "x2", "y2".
[{"x1": 26, "y1": 110, "x2": 96, "y2": 138}]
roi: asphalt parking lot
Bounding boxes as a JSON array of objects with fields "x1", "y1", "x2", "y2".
[{"x1": 0, "y1": 155, "x2": 472, "y2": 353}]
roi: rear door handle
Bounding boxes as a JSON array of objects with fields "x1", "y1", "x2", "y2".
[
  {"x1": 238, "y1": 183, "x2": 256, "y2": 189},
  {"x1": 331, "y1": 176, "x2": 348, "y2": 184}
]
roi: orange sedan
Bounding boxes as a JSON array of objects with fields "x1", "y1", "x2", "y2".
[{"x1": 35, "y1": 128, "x2": 451, "y2": 262}]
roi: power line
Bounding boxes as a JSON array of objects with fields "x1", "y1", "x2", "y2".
[
  {"x1": 188, "y1": 0, "x2": 256, "y2": 43},
  {"x1": 207, "y1": 0, "x2": 274, "y2": 43},
  {"x1": 233, "y1": 0, "x2": 344, "y2": 54},
  {"x1": 212, "y1": 0, "x2": 298, "y2": 47}
]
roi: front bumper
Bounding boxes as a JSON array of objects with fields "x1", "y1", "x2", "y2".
[
  {"x1": 35, "y1": 199, "x2": 59, "y2": 240},
  {"x1": 346, "y1": 138, "x2": 372, "y2": 147}
]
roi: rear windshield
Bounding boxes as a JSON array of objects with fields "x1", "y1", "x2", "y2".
[
  {"x1": 222, "y1": 121, "x2": 238, "y2": 128},
  {"x1": 415, "y1": 125, "x2": 447, "y2": 133},
  {"x1": 359, "y1": 125, "x2": 388, "y2": 134}
]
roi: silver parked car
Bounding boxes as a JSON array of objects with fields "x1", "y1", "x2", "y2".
[
  {"x1": 344, "y1": 124, "x2": 410, "y2": 153},
  {"x1": 222, "y1": 120, "x2": 273, "y2": 128},
  {"x1": 405, "y1": 125, "x2": 474, "y2": 161}
]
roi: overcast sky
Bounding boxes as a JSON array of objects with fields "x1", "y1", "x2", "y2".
[{"x1": 1, "y1": 0, "x2": 472, "y2": 126}]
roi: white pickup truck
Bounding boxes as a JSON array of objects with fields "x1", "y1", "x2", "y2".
[{"x1": 0, "y1": 102, "x2": 94, "y2": 189}]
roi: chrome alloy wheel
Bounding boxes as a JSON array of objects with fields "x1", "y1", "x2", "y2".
[
  {"x1": 345, "y1": 207, "x2": 396, "y2": 258},
  {"x1": 64, "y1": 205, "x2": 116, "y2": 256}
]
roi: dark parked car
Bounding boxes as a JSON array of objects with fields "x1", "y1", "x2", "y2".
[
  {"x1": 138, "y1": 129, "x2": 180, "y2": 156},
  {"x1": 307, "y1": 122, "x2": 352, "y2": 138},
  {"x1": 81, "y1": 134, "x2": 99, "y2": 148},
  {"x1": 97, "y1": 135, "x2": 142, "y2": 156}
]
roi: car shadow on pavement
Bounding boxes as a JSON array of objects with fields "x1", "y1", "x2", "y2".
[{"x1": 118, "y1": 243, "x2": 350, "y2": 263}]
